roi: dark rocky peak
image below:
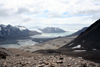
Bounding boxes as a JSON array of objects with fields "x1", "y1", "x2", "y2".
[
  {"x1": 6, "y1": 24, "x2": 12, "y2": 28},
  {"x1": 0, "y1": 24, "x2": 14, "y2": 30},
  {"x1": 0, "y1": 25, "x2": 6, "y2": 31},
  {"x1": 78, "y1": 19, "x2": 100, "y2": 36},
  {"x1": 0, "y1": 24, "x2": 6, "y2": 27},
  {"x1": 6, "y1": 25, "x2": 16, "y2": 30},
  {"x1": 60, "y1": 19, "x2": 100, "y2": 50},
  {"x1": 67, "y1": 27, "x2": 88, "y2": 37}
]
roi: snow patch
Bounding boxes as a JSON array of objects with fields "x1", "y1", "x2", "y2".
[
  {"x1": 93, "y1": 49, "x2": 97, "y2": 50},
  {"x1": 72, "y1": 45, "x2": 81, "y2": 49},
  {"x1": 69, "y1": 43, "x2": 73, "y2": 46},
  {"x1": 55, "y1": 28, "x2": 57, "y2": 30},
  {"x1": 78, "y1": 57, "x2": 82, "y2": 59},
  {"x1": 73, "y1": 50, "x2": 86, "y2": 52},
  {"x1": 16, "y1": 26, "x2": 27, "y2": 31},
  {"x1": 33, "y1": 29, "x2": 43, "y2": 33}
]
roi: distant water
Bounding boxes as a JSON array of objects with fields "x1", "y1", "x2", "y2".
[{"x1": 0, "y1": 31, "x2": 75, "y2": 48}]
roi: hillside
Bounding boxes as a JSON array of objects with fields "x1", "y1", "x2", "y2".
[
  {"x1": 0, "y1": 47, "x2": 13, "y2": 59},
  {"x1": 67, "y1": 27, "x2": 87, "y2": 37},
  {"x1": 60, "y1": 19, "x2": 100, "y2": 50}
]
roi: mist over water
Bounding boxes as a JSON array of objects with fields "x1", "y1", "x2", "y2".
[{"x1": 31, "y1": 31, "x2": 74, "y2": 38}]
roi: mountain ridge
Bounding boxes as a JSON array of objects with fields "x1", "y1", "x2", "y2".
[
  {"x1": 39, "y1": 27, "x2": 66, "y2": 33},
  {"x1": 60, "y1": 19, "x2": 100, "y2": 50},
  {"x1": 0, "y1": 24, "x2": 41, "y2": 41},
  {"x1": 67, "y1": 27, "x2": 88, "y2": 36}
]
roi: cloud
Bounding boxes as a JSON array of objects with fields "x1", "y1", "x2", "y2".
[
  {"x1": 0, "y1": 0, "x2": 100, "y2": 30},
  {"x1": 16, "y1": 7, "x2": 29, "y2": 14},
  {"x1": 0, "y1": 9, "x2": 8, "y2": 16},
  {"x1": 47, "y1": 12, "x2": 63, "y2": 18},
  {"x1": 23, "y1": 18, "x2": 31, "y2": 22}
]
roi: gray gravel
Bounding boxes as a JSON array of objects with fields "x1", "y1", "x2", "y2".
[{"x1": 0, "y1": 54, "x2": 100, "y2": 67}]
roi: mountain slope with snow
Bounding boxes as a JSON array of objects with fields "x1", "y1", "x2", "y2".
[
  {"x1": 39, "y1": 27, "x2": 66, "y2": 33},
  {"x1": 60, "y1": 19, "x2": 100, "y2": 50},
  {"x1": 0, "y1": 24, "x2": 40, "y2": 41}
]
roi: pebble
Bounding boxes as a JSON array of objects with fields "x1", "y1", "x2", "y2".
[{"x1": 0, "y1": 55, "x2": 99, "y2": 67}]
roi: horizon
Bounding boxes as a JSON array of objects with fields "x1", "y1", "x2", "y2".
[{"x1": 0, "y1": 23, "x2": 90, "y2": 31}]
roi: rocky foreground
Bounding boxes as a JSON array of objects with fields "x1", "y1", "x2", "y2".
[{"x1": 0, "y1": 54, "x2": 100, "y2": 67}]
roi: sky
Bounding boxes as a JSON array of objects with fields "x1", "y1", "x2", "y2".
[{"x1": 0, "y1": 0, "x2": 100, "y2": 31}]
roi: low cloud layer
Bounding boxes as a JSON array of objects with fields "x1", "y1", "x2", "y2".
[{"x1": 0, "y1": 0, "x2": 100, "y2": 30}]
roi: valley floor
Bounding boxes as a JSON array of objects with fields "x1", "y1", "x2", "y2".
[{"x1": 20, "y1": 36, "x2": 77, "y2": 52}]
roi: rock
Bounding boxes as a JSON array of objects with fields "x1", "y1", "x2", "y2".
[
  {"x1": 59, "y1": 57, "x2": 64, "y2": 60},
  {"x1": 56, "y1": 60, "x2": 63, "y2": 64}
]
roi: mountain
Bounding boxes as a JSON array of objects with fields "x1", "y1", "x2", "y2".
[
  {"x1": 67, "y1": 27, "x2": 88, "y2": 36},
  {"x1": 39, "y1": 27, "x2": 66, "y2": 33},
  {"x1": 0, "y1": 24, "x2": 41, "y2": 40},
  {"x1": 60, "y1": 19, "x2": 100, "y2": 50}
]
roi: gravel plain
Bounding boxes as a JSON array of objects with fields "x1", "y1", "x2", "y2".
[{"x1": 0, "y1": 54, "x2": 100, "y2": 67}]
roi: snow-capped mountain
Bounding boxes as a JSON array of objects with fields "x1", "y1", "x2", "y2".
[
  {"x1": 39, "y1": 27, "x2": 66, "y2": 33},
  {"x1": 15, "y1": 26, "x2": 27, "y2": 31},
  {"x1": 60, "y1": 19, "x2": 100, "y2": 50},
  {"x1": 0, "y1": 24, "x2": 40, "y2": 40}
]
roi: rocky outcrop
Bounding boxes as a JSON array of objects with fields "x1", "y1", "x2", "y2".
[{"x1": 0, "y1": 47, "x2": 13, "y2": 59}]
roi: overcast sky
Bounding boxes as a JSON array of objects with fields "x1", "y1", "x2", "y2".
[{"x1": 0, "y1": 0, "x2": 100, "y2": 30}]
